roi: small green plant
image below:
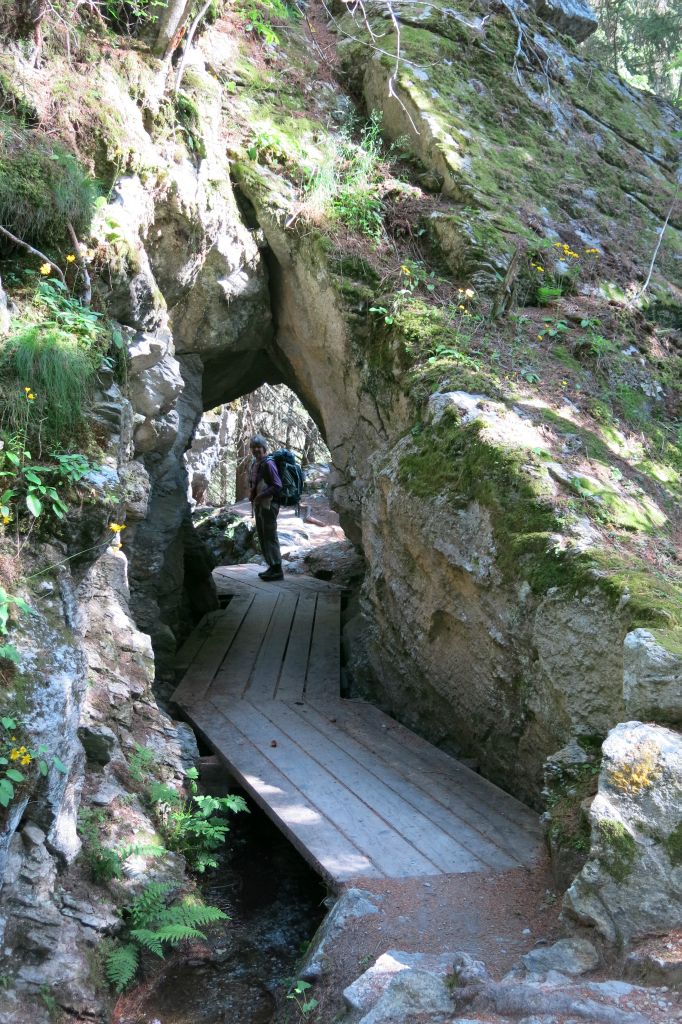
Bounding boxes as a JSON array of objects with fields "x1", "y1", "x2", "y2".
[
  {"x1": 304, "y1": 112, "x2": 385, "y2": 240},
  {"x1": 0, "y1": 715, "x2": 67, "y2": 811},
  {"x1": 77, "y1": 807, "x2": 164, "y2": 883},
  {"x1": 148, "y1": 767, "x2": 247, "y2": 872},
  {"x1": 128, "y1": 743, "x2": 157, "y2": 784},
  {"x1": 286, "y1": 979, "x2": 318, "y2": 1017},
  {"x1": 105, "y1": 882, "x2": 228, "y2": 992},
  {"x1": 538, "y1": 318, "x2": 569, "y2": 339},
  {"x1": 537, "y1": 285, "x2": 563, "y2": 305}
]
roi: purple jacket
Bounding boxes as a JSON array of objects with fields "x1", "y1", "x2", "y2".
[{"x1": 249, "y1": 457, "x2": 282, "y2": 502}]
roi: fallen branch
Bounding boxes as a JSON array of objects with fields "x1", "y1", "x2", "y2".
[
  {"x1": 67, "y1": 221, "x2": 92, "y2": 306},
  {"x1": 174, "y1": 0, "x2": 212, "y2": 96},
  {"x1": 634, "y1": 184, "x2": 679, "y2": 302},
  {"x1": 0, "y1": 225, "x2": 65, "y2": 283}
]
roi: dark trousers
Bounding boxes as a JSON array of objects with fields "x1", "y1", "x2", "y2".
[{"x1": 255, "y1": 502, "x2": 281, "y2": 567}]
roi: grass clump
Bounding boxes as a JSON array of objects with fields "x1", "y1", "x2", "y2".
[
  {"x1": 302, "y1": 112, "x2": 385, "y2": 240},
  {"x1": 0, "y1": 280, "x2": 107, "y2": 448},
  {"x1": 0, "y1": 119, "x2": 96, "y2": 246}
]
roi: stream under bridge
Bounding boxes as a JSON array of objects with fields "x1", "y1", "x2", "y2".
[{"x1": 172, "y1": 564, "x2": 542, "y2": 887}]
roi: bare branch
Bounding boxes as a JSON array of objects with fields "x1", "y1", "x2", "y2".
[
  {"x1": 634, "y1": 184, "x2": 679, "y2": 302},
  {"x1": 174, "y1": 0, "x2": 212, "y2": 96},
  {"x1": 0, "y1": 225, "x2": 65, "y2": 283},
  {"x1": 67, "y1": 221, "x2": 92, "y2": 306}
]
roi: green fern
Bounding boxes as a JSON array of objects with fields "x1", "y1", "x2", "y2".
[
  {"x1": 162, "y1": 899, "x2": 230, "y2": 930},
  {"x1": 105, "y1": 883, "x2": 229, "y2": 992},
  {"x1": 134, "y1": 923, "x2": 206, "y2": 950},
  {"x1": 105, "y1": 944, "x2": 138, "y2": 993},
  {"x1": 128, "y1": 882, "x2": 172, "y2": 928}
]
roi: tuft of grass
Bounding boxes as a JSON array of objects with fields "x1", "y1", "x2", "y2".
[
  {"x1": 0, "y1": 328, "x2": 98, "y2": 444},
  {"x1": 303, "y1": 113, "x2": 385, "y2": 240},
  {"x1": 0, "y1": 118, "x2": 96, "y2": 246},
  {"x1": 0, "y1": 279, "x2": 107, "y2": 447}
]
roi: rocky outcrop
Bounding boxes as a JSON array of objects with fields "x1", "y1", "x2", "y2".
[
  {"x1": 340, "y1": 947, "x2": 676, "y2": 1023},
  {"x1": 563, "y1": 721, "x2": 682, "y2": 945}
]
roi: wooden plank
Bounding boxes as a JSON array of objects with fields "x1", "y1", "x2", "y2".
[
  {"x1": 174, "y1": 609, "x2": 226, "y2": 679},
  {"x1": 188, "y1": 704, "x2": 380, "y2": 884},
  {"x1": 210, "y1": 590, "x2": 279, "y2": 702},
  {"x1": 275, "y1": 594, "x2": 317, "y2": 701},
  {"x1": 221, "y1": 699, "x2": 442, "y2": 878},
  {"x1": 305, "y1": 592, "x2": 340, "y2": 700},
  {"x1": 310, "y1": 701, "x2": 541, "y2": 862},
  {"x1": 172, "y1": 594, "x2": 254, "y2": 707},
  {"x1": 215, "y1": 565, "x2": 343, "y2": 595},
  {"x1": 246, "y1": 592, "x2": 299, "y2": 701},
  {"x1": 284, "y1": 702, "x2": 517, "y2": 871},
  {"x1": 257, "y1": 701, "x2": 489, "y2": 873}
]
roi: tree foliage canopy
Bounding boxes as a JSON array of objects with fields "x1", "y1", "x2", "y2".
[{"x1": 585, "y1": 0, "x2": 682, "y2": 106}]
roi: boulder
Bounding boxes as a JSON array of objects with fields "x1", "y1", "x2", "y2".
[
  {"x1": 563, "y1": 721, "x2": 682, "y2": 945},
  {"x1": 128, "y1": 352, "x2": 184, "y2": 419},
  {"x1": 623, "y1": 629, "x2": 682, "y2": 725},
  {"x1": 301, "y1": 888, "x2": 381, "y2": 981},
  {"x1": 522, "y1": 937, "x2": 600, "y2": 975},
  {"x1": 533, "y1": 0, "x2": 598, "y2": 42}
]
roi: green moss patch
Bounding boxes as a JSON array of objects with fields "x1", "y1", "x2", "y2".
[
  {"x1": 0, "y1": 119, "x2": 95, "y2": 246},
  {"x1": 665, "y1": 822, "x2": 682, "y2": 867},
  {"x1": 397, "y1": 412, "x2": 573, "y2": 589},
  {"x1": 597, "y1": 819, "x2": 636, "y2": 882}
]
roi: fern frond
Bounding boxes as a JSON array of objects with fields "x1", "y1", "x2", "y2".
[
  {"x1": 129, "y1": 928, "x2": 165, "y2": 957},
  {"x1": 118, "y1": 842, "x2": 166, "y2": 862},
  {"x1": 161, "y1": 899, "x2": 229, "y2": 929},
  {"x1": 149, "y1": 781, "x2": 183, "y2": 806},
  {"x1": 105, "y1": 943, "x2": 138, "y2": 992},
  {"x1": 129, "y1": 882, "x2": 173, "y2": 928},
  {"x1": 153, "y1": 923, "x2": 206, "y2": 946}
]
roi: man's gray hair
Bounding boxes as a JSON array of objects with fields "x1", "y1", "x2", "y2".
[{"x1": 249, "y1": 434, "x2": 268, "y2": 449}]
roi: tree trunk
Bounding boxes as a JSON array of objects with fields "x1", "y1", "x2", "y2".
[{"x1": 153, "y1": 0, "x2": 194, "y2": 59}]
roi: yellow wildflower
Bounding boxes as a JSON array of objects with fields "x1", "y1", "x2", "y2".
[
  {"x1": 458, "y1": 304, "x2": 466, "y2": 310},
  {"x1": 10, "y1": 748, "x2": 21, "y2": 761},
  {"x1": 2, "y1": 515, "x2": 11, "y2": 525},
  {"x1": 109, "y1": 523, "x2": 126, "y2": 534},
  {"x1": 27, "y1": 392, "x2": 36, "y2": 401},
  {"x1": 66, "y1": 254, "x2": 76, "y2": 263},
  {"x1": 400, "y1": 265, "x2": 411, "y2": 275},
  {"x1": 536, "y1": 267, "x2": 544, "y2": 273},
  {"x1": 39, "y1": 263, "x2": 52, "y2": 276},
  {"x1": 24, "y1": 387, "x2": 30, "y2": 393},
  {"x1": 20, "y1": 754, "x2": 31, "y2": 766}
]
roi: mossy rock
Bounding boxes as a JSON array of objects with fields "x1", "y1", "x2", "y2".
[{"x1": 0, "y1": 120, "x2": 96, "y2": 246}]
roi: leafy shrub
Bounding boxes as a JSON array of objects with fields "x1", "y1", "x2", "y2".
[
  {"x1": 105, "y1": 882, "x2": 228, "y2": 991},
  {"x1": 0, "y1": 120, "x2": 96, "y2": 246},
  {"x1": 149, "y1": 767, "x2": 247, "y2": 872}
]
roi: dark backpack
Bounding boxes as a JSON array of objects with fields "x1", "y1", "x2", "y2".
[{"x1": 267, "y1": 450, "x2": 305, "y2": 510}]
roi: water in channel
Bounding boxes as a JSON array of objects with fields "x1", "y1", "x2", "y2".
[{"x1": 123, "y1": 771, "x2": 328, "y2": 1024}]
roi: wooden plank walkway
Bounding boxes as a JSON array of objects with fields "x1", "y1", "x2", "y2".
[{"x1": 172, "y1": 566, "x2": 542, "y2": 886}]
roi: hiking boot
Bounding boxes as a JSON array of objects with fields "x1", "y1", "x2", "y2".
[{"x1": 259, "y1": 565, "x2": 284, "y2": 581}]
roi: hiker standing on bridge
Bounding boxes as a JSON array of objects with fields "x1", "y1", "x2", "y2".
[{"x1": 249, "y1": 434, "x2": 284, "y2": 581}]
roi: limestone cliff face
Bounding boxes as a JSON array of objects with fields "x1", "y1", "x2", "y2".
[{"x1": 0, "y1": 9, "x2": 680, "y2": 1007}]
